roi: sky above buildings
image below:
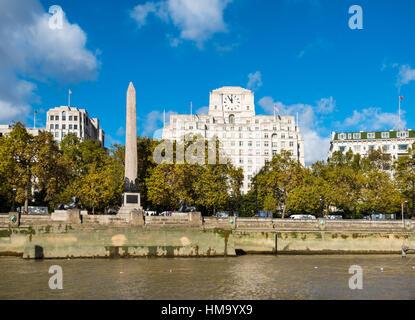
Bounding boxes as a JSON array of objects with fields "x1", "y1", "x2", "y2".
[{"x1": 0, "y1": 0, "x2": 414, "y2": 165}]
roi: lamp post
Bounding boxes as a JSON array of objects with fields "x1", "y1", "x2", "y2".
[
  {"x1": 405, "y1": 200, "x2": 409, "y2": 220},
  {"x1": 319, "y1": 198, "x2": 323, "y2": 218},
  {"x1": 11, "y1": 188, "x2": 16, "y2": 212}
]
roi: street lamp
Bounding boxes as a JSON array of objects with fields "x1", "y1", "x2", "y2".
[
  {"x1": 319, "y1": 198, "x2": 323, "y2": 218},
  {"x1": 11, "y1": 188, "x2": 16, "y2": 212}
]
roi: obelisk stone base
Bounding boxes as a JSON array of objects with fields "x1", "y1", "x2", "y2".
[{"x1": 118, "y1": 192, "x2": 142, "y2": 220}]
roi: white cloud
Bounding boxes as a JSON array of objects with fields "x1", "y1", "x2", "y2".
[
  {"x1": 142, "y1": 110, "x2": 177, "y2": 138},
  {"x1": 130, "y1": 0, "x2": 232, "y2": 47},
  {"x1": 337, "y1": 108, "x2": 405, "y2": 131},
  {"x1": 297, "y1": 37, "x2": 328, "y2": 59},
  {"x1": 398, "y1": 64, "x2": 415, "y2": 87},
  {"x1": 106, "y1": 134, "x2": 122, "y2": 147},
  {"x1": 116, "y1": 127, "x2": 125, "y2": 136},
  {"x1": 258, "y1": 96, "x2": 334, "y2": 165},
  {"x1": 317, "y1": 96, "x2": 335, "y2": 114},
  {"x1": 247, "y1": 71, "x2": 263, "y2": 91},
  {"x1": 0, "y1": 0, "x2": 99, "y2": 123},
  {"x1": 196, "y1": 106, "x2": 209, "y2": 115}
]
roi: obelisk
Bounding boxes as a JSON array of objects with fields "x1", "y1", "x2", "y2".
[
  {"x1": 125, "y1": 82, "x2": 138, "y2": 185},
  {"x1": 119, "y1": 82, "x2": 141, "y2": 218}
]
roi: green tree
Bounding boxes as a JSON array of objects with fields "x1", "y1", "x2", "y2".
[{"x1": 257, "y1": 151, "x2": 305, "y2": 218}]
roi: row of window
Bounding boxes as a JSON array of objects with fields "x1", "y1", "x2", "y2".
[
  {"x1": 338, "y1": 144, "x2": 409, "y2": 152},
  {"x1": 50, "y1": 124, "x2": 80, "y2": 130},
  {"x1": 50, "y1": 114, "x2": 80, "y2": 122},
  {"x1": 230, "y1": 141, "x2": 295, "y2": 147},
  {"x1": 172, "y1": 118, "x2": 293, "y2": 125},
  {"x1": 174, "y1": 125, "x2": 293, "y2": 132},
  {"x1": 338, "y1": 131, "x2": 410, "y2": 140},
  {"x1": 51, "y1": 131, "x2": 79, "y2": 138}
]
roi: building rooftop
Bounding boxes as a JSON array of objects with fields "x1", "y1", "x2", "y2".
[{"x1": 332, "y1": 129, "x2": 415, "y2": 141}]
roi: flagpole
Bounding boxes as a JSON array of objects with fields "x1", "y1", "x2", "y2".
[
  {"x1": 68, "y1": 91, "x2": 71, "y2": 108},
  {"x1": 34, "y1": 111, "x2": 36, "y2": 129},
  {"x1": 190, "y1": 101, "x2": 193, "y2": 121},
  {"x1": 398, "y1": 96, "x2": 401, "y2": 130},
  {"x1": 163, "y1": 109, "x2": 166, "y2": 128}
]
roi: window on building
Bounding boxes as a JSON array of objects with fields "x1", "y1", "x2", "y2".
[
  {"x1": 272, "y1": 150, "x2": 277, "y2": 156},
  {"x1": 272, "y1": 142, "x2": 278, "y2": 147},
  {"x1": 248, "y1": 141, "x2": 252, "y2": 147},
  {"x1": 383, "y1": 145, "x2": 390, "y2": 151},
  {"x1": 353, "y1": 133, "x2": 361, "y2": 139},
  {"x1": 55, "y1": 116, "x2": 59, "y2": 121},
  {"x1": 264, "y1": 142, "x2": 269, "y2": 147},
  {"x1": 50, "y1": 115, "x2": 54, "y2": 121},
  {"x1": 369, "y1": 145, "x2": 375, "y2": 150},
  {"x1": 55, "y1": 124, "x2": 59, "y2": 129},
  {"x1": 69, "y1": 124, "x2": 73, "y2": 130},
  {"x1": 398, "y1": 131, "x2": 409, "y2": 138},
  {"x1": 74, "y1": 125, "x2": 78, "y2": 130},
  {"x1": 353, "y1": 145, "x2": 361, "y2": 152},
  {"x1": 265, "y1": 150, "x2": 269, "y2": 155},
  {"x1": 74, "y1": 116, "x2": 78, "y2": 121},
  {"x1": 398, "y1": 144, "x2": 408, "y2": 150},
  {"x1": 62, "y1": 111, "x2": 66, "y2": 121},
  {"x1": 229, "y1": 115, "x2": 235, "y2": 124},
  {"x1": 55, "y1": 132, "x2": 59, "y2": 137},
  {"x1": 347, "y1": 133, "x2": 352, "y2": 139},
  {"x1": 264, "y1": 133, "x2": 269, "y2": 139},
  {"x1": 50, "y1": 124, "x2": 53, "y2": 129},
  {"x1": 289, "y1": 141, "x2": 294, "y2": 147},
  {"x1": 338, "y1": 133, "x2": 346, "y2": 140},
  {"x1": 381, "y1": 132, "x2": 389, "y2": 139},
  {"x1": 69, "y1": 116, "x2": 72, "y2": 121},
  {"x1": 367, "y1": 133, "x2": 375, "y2": 139},
  {"x1": 239, "y1": 141, "x2": 243, "y2": 147},
  {"x1": 339, "y1": 146, "x2": 346, "y2": 152},
  {"x1": 62, "y1": 124, "x2": 66, "y2": 130}
]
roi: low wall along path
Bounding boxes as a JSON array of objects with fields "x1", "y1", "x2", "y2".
[{"x1": 0, "y1": 211, "x2": 413, "y2": 258}]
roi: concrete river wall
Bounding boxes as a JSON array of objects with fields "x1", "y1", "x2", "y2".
[{"x1": 0, "y1": 212, "x2": 414, "y2": 258}]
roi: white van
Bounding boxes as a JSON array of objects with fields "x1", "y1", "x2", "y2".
[{"x1": 289, "y1": 214, "x2": 316, "y2": 220}]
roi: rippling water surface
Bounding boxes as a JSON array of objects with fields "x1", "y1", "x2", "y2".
[{"x1": 0, "y1": 255, "x2": 413, "y2": 300}]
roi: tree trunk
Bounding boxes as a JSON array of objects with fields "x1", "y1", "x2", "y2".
[{"x1": 24, "y1": 189, "x2": 29, "y2": 214}]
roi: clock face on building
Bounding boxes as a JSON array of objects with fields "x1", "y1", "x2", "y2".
[{"x1": 223, "y1": 94, "x2": 241, "y2": 111}]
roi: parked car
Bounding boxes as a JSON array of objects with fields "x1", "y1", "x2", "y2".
[
  {"x1": 289, "y1": 214, "x2": 316, "y2": 220},
  {"x1": 145, "y1": 211, "x2": 157, "y2": 216},
  {"x1": 159, "y1": 211, "x2": 172, "y2": 216},
  {"x1": 325, "y1": 215, "x2": 343, "y2": 220},
  {"x1": 18, "y1": 206, "x2": 48, "y2": 215},
  {"x1": 257, "y1": 211, "x2": 273, "y2": 218},
  {"x1": 216, "y1": 212, "x2": 229, "y2": 218}
]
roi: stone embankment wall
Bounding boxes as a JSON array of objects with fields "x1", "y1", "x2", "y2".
[{"x1": 0, "y1": 212, "x2": 414, "y2": 258}]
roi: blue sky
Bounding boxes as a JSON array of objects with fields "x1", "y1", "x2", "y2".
[{"x1": 1, "y1": 0, "x2": 415, "y2": 164}]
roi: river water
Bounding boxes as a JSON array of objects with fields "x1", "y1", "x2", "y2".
[{"x1": 0, "y1": 255, "x2": 413, "y2": 300}]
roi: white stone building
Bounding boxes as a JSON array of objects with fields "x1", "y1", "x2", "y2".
[
  {"x1": 0, "y1": 125, "x2": 43, "y2": 138},
  {"x1": 329, "y1": 130, "x2": 415, "y2": 160},
  {"x1": 162, "y1": 86, "x2": 305, "y2": 194},
  {"x1": 46, "y1": 106, "x2": 105, "y2": 146}
]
